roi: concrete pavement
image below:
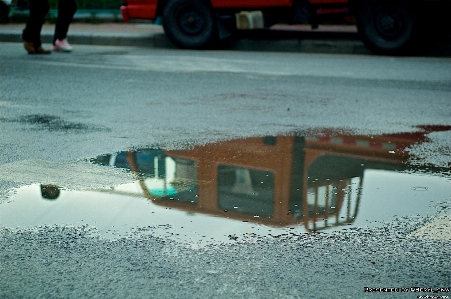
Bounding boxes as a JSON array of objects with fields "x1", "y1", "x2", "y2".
[{"x1": 1, "y1": 21, "x2": 450, "y2": 55}]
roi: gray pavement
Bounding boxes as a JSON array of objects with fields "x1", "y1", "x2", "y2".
[{"x1": 1, "y1": 21, "x2": 449, "y2": 55}]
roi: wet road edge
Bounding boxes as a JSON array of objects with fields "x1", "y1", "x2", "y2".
[{"x1": 1, "y1": 26, "x2": 451, "y2": 55}]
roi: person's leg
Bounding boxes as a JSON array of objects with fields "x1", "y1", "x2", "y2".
[
  {"x1": 22, "y1": 0, "x2": 50, "y2": 49},
  {"x1": 53, "y1": 0, "x2": 77, "y2": 44}
]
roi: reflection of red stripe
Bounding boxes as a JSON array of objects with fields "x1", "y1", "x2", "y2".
[
  {"x1": 313, "y1": 126, "x2": 451, "y2": 155},
  {"x1": 317, "y1": 137, "x2": 330, "y2": 142},
  {"x1": 310, "y1": 0, "x2": 348, "y2": 4},
  {"x1": 342, "y1": 137, "x2": 355, "y2": 145},
  {"x1": 369, "y1": 142, "x2": 382, "y2": 148},
  {"x1": 307, "y1": 136, "x2": 400, "y2": 150}
]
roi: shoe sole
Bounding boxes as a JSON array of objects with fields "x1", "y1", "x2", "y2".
[{"x1": 52, "y1": 47, "x2": 72, "y2": 52}]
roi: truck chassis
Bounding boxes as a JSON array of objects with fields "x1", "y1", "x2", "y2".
[{"x1": 120, "y1": 0, "x2": 450, "y2": 54}]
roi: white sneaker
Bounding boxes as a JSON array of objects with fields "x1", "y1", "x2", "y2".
[{"x1": 53, "y1": 38, "x2": 73, "y2": 52}]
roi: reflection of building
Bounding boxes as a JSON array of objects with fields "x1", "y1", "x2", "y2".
[{"x1": 92, "y1": 126, "x2": 451, "y2": 231}]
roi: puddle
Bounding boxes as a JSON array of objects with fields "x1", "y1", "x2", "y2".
[{"x1": 1, "y1": 128, "x2": 451, "y2": 246}]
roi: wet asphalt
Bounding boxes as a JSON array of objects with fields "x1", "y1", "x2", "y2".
[
  {"x1": 0, "y1": 42, "x2": 450, "y2": 298},
  {"x1": 1, "y1": 223, "x2": 449, "y2": 299}
]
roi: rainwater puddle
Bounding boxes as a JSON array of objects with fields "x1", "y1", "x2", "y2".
[{"x1": 1, "y1": 128, "x2": 451, "y2": 246}]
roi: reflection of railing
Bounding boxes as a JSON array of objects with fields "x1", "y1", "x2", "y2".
[
  {"x1": 296, "y1": 153, "x2": 365, "y2": 231},
  {"x1": 304, "y1": 177, "x2": 362, "y2": 231}
]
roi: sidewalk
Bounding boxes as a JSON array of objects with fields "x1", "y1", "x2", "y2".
[
  {"x1": 1, "y1": 21, "x2": 450, "y2": 55},
  {"x1": 0, "y1": 22, "x2": 170, "y2": 48}
]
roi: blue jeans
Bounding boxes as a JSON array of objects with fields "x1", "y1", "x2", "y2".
[
  {"x1": 53, "y1": 0, "x2": 77, "y2": 44},
  {"x1": 22, "y1": 0, "x2": 77, "y2": 48}
]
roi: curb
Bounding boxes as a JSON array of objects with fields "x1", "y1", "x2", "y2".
[
  {"x1": 0, "y1": 30, "x2": 174, "y2": 48},
  {"x1": 1, "y1": 26, "x2": 450, "y2": 55},
  {"x1": 227, "y1": 38, "x2": 370, "y2": 54},
  {"x1": 228, "y1": 30, "x2": 369, "y2": 54},
  {"x1": 0, "y1": 28, "x2": 371, "y2": 54}
]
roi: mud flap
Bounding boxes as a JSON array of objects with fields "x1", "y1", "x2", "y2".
[{"x1": 216, "y1": 14, "x2": 235, "y2": 39}]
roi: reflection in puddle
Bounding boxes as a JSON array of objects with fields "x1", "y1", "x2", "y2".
[{"x1": 1, "y1": 127, "x2": 451, "y2": 244}]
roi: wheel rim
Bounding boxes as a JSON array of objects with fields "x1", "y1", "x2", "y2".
[
  {"x1": 177, "y1": 7, "x2": 206, "y2": 36},
  {"x1": 374, "y1": 5, "x2": 406, "y2": 40}
]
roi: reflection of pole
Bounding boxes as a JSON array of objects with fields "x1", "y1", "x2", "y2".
[
  {"x1": 337, "y1": 180, "x2": 346, "y2": 225},
  {"x1": 343, "y1": 177, "x2": 363, "y2": 224},
  {"x1": 350, "y1": 175, "x2": 364, "y2": 222},
  {"x1": 314, "y1": 186, "x2": 318, "y2": 230},
  {"x1": 325, "y1": 184, "x2": 329, "y2": 226},
  {"x1": 109, "y1": 153, "x2": 117, "y2": 166},
  {"x1": 346, "y1": 184, "x2": 351, "y2": 222},
  {"x1": 126, "y1": 151, "x2": 153, "y2": 199},
  {"x1": 302, "y1": 173, "x2": 308, "y2": 230},
  {"x1": 154, "y1": 156, "x2": 159, "y2": 178}
]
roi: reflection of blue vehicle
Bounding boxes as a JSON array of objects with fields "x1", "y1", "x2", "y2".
[
  {"x1": 93, "y1": 150, "x2": 198, "y2": 203},
  {"x1": 93, "y1": 149, "x2": 166, "y2": 178}
]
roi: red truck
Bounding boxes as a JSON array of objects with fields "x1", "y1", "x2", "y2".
[{"x1": 120, "y1": 0, "x2": 450, "y2": 54}]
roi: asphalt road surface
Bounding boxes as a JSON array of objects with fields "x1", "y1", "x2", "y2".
[{"x1": 0, "y1": 42, "x2": 450, "y2": 298}]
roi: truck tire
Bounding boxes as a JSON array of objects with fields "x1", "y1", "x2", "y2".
[
  {"x1": 162, "y1": 0, "x2": 218, "y2": 49},
  {"x1": 356, "y1": 0, "x2": 418, "y2": 55},
  {"x1": 0, "y1": 1, "x2": 10, "y2": 24}
]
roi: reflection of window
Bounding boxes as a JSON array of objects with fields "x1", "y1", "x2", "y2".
[
  {"x1": 307, "y1": 155, "x2": 365, "y2": 182},
  {"x1": 143, "y1": 156, "x2": 198, "y2": 205},
  {"x1": 218, "y1": 165, "x2": 274, "y2": 217},
  {"x1": 134, "y1": 150, "x2": 166, "y2": 177}
]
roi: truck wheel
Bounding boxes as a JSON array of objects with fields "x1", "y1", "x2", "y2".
[
  {"x1": 162, "y1": 0, "x2": 218, "y2": 49},
  {"x1": 0, "y1": 1, "x2": 10, "y2": 24},
  {"x1": 357, "y1": 0, "x2": 418, "y2": 54}
]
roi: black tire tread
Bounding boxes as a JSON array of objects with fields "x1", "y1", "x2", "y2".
[
  {"x1": 162, "y1": 0, "x2": 218, "y2": 49},
  {"x1": 356, "y1": 0, "x2": 420, "y2": 55}
]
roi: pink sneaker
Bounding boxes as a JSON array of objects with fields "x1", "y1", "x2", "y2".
[{"x1": 53, "y1": 38, "x2": 73, "y2": 52}]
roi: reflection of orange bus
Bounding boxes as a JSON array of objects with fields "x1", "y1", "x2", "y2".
[
  {"x1": 94, "y1": 126, "x2": 450, "y2": 231},
  {"x1": 153, "y1": 135, "x2": 363, "y2": 230}
]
